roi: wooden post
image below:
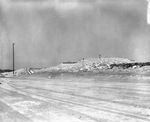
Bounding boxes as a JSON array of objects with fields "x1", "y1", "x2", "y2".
[
  {"x1": 13, "y1": 43, "x2": 15, "y2": 75},
  {"x1": 147, "y1": 0, "x2": 150, "y2": 24}
]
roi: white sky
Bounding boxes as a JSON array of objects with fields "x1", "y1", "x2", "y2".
[{"x1": 0, "y1": 0, "x2": 150, "y2": 69}]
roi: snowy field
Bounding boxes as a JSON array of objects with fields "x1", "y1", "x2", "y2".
[{"x1": 0, "y1": 72, "x2": 150, "y2": 122}]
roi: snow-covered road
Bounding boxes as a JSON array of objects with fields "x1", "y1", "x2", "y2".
[{"x1": 0, "y1": 74, "x2": 150, "y2": 122}]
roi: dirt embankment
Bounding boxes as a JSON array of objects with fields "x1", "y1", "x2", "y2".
[
  {"x1": 110, "y1": 62, "x2": 150, "y2": 69},
  {"x1": 2, "y1": 58, "x2": 150, "y2": 77}
]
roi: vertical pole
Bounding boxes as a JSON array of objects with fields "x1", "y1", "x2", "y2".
[
  {"x1": 99, "y1": 54, "x2": 101, "y2": 59},
  {"x1": 147, "y1": 0, "x2": 150, "y2": 24},
  {"x1": 13, "y1": 43, "x2": 15, "y2": 75}
]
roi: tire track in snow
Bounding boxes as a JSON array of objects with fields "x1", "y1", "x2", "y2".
[
  {"x1": 0, "y1": 86, "x2": 112, "y2": 122},
  {"x1": 9, "y1": 82, "x2": 150, "y2": 122}
]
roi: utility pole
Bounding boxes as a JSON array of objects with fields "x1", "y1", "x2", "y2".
[
  {"x1": 13, "y1": 43, "x2": 15, "y2": 75},
  {"x1": 147, "y1": 0, "x2": 150, "y2": 24}
]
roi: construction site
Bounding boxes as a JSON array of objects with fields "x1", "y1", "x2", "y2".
[{"x1": 1, "y1": 0, "x2": 150, "y2": 122}]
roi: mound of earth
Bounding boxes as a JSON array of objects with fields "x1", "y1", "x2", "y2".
[
  {"x1": 2, "y1": 57, "x2": 150, "y2": 77},
  {"x1": 35, "y1": 57, "x2": 134, "y2": 73}
]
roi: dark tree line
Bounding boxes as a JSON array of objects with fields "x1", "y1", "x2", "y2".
[{"x1": 0, "y1": 69, "x2": 13, "y2": 73}]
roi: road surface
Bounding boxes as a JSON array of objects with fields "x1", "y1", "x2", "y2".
[{"x1": 0, "y1": 74, "x2": 150, "y2": 122}]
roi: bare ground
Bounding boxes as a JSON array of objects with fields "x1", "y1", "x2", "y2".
[{"x1": 0, "y1": 73, "x2": 150, "y2": 122}]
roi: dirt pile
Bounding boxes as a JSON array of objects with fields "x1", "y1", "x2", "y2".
[
  {"x1": 110, "y1": 62, "x2": 150, "y2": 69},
  {"x1": 2, "y1": 57, "x2": 150, "y2": 77},
  {"x1": 39, "y1": 58, "x2": 134, "y2": 72}
]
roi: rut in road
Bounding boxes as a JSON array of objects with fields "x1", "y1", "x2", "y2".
[
  {"x1": 0, "y1": 87, "x2": 113, "y2": 122},
  {"x1": 10, "y1": 82, "x2": 150, "y2": 109},
  {"x1": 8, "y1": 83, "x2": 150, "y2": 122}
]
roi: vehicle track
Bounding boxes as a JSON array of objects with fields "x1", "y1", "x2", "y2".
[
  {"x1": 10, "y1": 79, "x2": 150, "y2": 94},
  {"x1": 8, "y1": 81, "x2": 150, "y2": 122},
  {"x1": 0, "y1": 85, "x2": 112, "y2": 122},
  {"x1": 10, "y1": 82, "x2": 150, "y2": 108},
  {"x1": 10, "y1": 79, "x2": 150, "y2": 97}
]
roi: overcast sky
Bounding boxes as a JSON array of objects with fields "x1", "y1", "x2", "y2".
[{"x1": 0, "y1": 0, "x2": 150, "y2": 69}]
